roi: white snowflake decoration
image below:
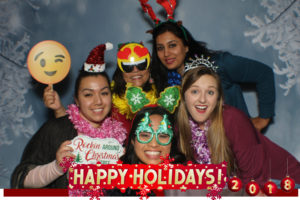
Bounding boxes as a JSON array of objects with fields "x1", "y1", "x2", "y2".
[
  {"x1": 244, "y1": 0, "x2": 300, "y2": 96},
  {"x1": 163, "y1": 95, "x2": 175, "y2": 106},
  {"x1": 131, "y1": 93, "x2": 143, "y2": 105},
  {"x1": 0, "y1": 0, "x2": 41, "y2": 146}
]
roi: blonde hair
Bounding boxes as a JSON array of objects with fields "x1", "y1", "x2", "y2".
[{"x1": 177, "y1": 66, "x2": 234, "y2": 175}]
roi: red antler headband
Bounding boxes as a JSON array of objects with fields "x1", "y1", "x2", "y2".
[
  {"x1": 138, "y1": 0, "x2": 188, "y2": 41},
  {"x1": 139, "y1": 0, "x2": 177, "y2": 24},
  {"x1": 139, "y1": 0, "x2": 160, "y2": 24},
  {"x1": 157, "y1": 0, "x2": 176, "y2": 20}
]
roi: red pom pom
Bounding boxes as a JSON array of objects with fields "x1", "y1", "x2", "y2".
[
  {"x1": 120, "y1": 187, "x2": 126, "y2": 193},
  {"x1": 228, "y1": 176, "x2": 242, "y2": 192}
]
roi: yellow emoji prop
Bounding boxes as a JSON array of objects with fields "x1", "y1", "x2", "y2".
[
  {"x1": 117, "y1": 43, "x2": 150, "y2": 73},
  {"x1": 27, "y1": 40, "x2": 71, "y2": 84}
]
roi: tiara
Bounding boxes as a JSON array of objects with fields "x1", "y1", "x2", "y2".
[{"x1": 184, "y1": 55, "x2": 218, "y2": 73}]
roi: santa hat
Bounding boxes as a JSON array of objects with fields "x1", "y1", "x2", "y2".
[{"x1": 84, "y1": 42, "x2": 113, "y2": 72}]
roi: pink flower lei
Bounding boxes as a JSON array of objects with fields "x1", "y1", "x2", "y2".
[
  {"x1": 189, "y1": 118, "x2": 211, "y2": 164},
  {"x1": 67, "y1": 104, "x2": 127, "y2": 145}
]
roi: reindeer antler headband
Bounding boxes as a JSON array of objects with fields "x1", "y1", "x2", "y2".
[
  {"x1": 138, "y1": 0, "x2": 187, "y2": 40},
  {"x1": 139, "y1": 0, "x2": 176, "y2": 24}
]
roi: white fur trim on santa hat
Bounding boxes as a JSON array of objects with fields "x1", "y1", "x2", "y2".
[{"x1": 84, "y1": 63, "x2": 105, "y2": 73}]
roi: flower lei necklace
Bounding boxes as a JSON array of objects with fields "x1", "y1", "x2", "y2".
[
  {"x1": 67, "y1": 104, "x2": 127, "y2": 144},
  {"x1": 189, "y1": 118, "x2": 211, "y2": 164}
]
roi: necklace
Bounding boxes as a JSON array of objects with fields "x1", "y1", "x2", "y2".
[
  {"x1": 167, "y1": 70, "x2": 182, "y2": 86},
  {"x1": 67, "y1": 104, "x2": 127, "y2": 144},
  {"x1": 189, "y1": 118, "x2": 211, "y2": 164}
]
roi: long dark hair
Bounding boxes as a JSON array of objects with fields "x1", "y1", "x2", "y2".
[
  {"x1": 74, "y1": 68, "x2": 110, "y2": 99},
  {"x1": 111, "y1": 42, "x2": 161, "y2": 97},
  {"x1": 120, "y1": 106, "x2": 186, "y2": 164},
  {"x1": 151, "y1": 21, "x2": 216, "y2": 93}
]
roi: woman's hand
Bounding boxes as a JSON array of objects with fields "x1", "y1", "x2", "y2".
[
  {"x1": 251, "y1": 117, "x2": 270, "y2": 132},
  {"x1": 56, "y1": 140, "x2": 75, "y2": 172},
  {"x1": 43, "y1": 85, "x2": 66, "y2": 118}
]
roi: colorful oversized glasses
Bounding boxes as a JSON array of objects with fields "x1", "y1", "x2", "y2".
[{"x1": 135, "y1": 112, "x2": 173, "y2": 146}]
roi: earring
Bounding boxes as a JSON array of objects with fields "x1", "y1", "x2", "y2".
[{"x1": 149, "y1": 74, "x2": 154, "y2": 84}]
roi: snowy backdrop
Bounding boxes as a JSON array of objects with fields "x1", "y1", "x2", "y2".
[{"x1": 0, "y1": 0, "x2": 300, "y2": 188}]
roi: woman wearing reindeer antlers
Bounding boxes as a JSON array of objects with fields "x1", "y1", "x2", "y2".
[{"x1": 139, "y1": 0, "x2": 276, "y2": 133}]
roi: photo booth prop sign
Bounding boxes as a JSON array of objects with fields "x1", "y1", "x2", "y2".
[
  {"x1": 69, "y1": 135, "x2": 124, "y2": 164},
  {"x1": 27, "y1": 40, "x2": 71, "y2": 84}
]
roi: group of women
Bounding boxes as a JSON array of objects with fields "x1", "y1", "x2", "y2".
[{"x1": 11, "y1": 8, "x2": 300, "y2": 197}]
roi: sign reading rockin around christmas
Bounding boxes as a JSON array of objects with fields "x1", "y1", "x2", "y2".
[{"x1": 69, "y1": 135, "x2": 124, "y2": 164}]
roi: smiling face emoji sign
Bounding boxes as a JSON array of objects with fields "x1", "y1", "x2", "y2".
[{"x1": 27, "y1": 40, "x2": 71, "y2": 84}]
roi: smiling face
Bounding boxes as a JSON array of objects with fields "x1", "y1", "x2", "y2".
[
  {"x1": 156, "y1": 31, "x2": 188, "y2": 74},
  {"x1": 27, "y1": 40, "x2": 71, "y2": 84},
  {"x1": 133, "y1": 114, "x2": 171, "y2": 165},
  {"x1": 184, "y1": 74, "x2": 219, "y2": 129},
  {"x1": 75, "y1": 75, "x2": 111, "y2": 128},
  {"x1": 117, "y1": 43, "x2": 150, "y2": 87},
  {"x1": 122, "y1": 67, "x2": 150, "y2": 87}
]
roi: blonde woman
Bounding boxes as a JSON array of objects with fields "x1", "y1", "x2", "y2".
[{"x1": 177, "y1": 65, "x2": 300, "y2": 188}]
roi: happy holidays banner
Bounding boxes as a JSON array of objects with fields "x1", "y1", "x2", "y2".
[{"x1": 68, "y1": 161, "x2": 227, "y2": 191}]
